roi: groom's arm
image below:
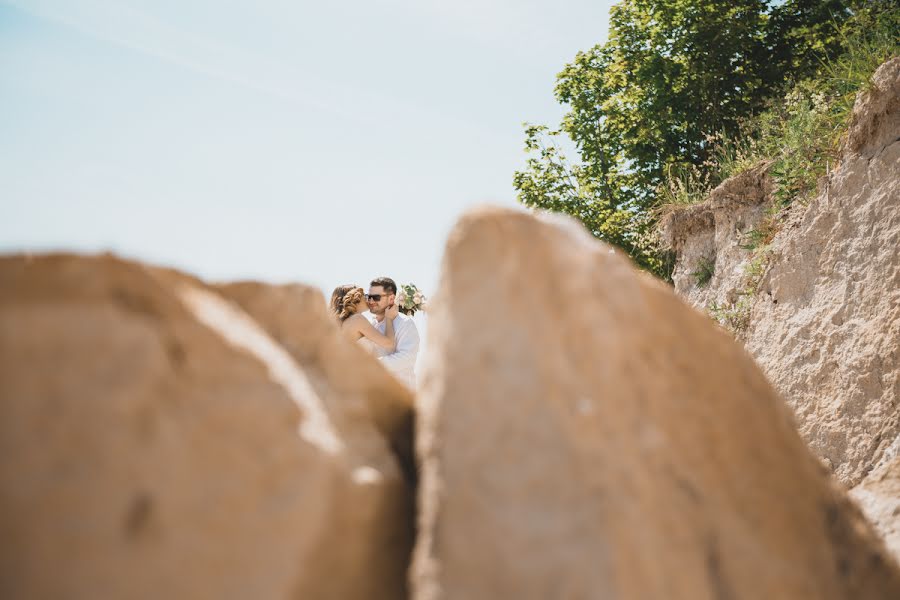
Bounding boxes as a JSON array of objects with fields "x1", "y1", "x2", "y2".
[{"x1": 379, "y1": 319, "x2": 419, "y2": 372}]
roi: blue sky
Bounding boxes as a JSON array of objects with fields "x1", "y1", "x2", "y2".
[{"x1": 1, "y1": 0, "x2": 614, "y2": 297}]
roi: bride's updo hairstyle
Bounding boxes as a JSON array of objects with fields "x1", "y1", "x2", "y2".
[{"x1": 329, "y1": 284, "x2": 365, "y2": 322}]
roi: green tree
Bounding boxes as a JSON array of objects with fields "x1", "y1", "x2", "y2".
[
  {"x1": 764, "y1": 0, "x2": 855, "y2": 84},
  {"x1": 515, "y1": 0, "x2": 858, "y2": 277}
]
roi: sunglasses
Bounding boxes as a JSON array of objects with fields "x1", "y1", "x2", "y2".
[{"x1": 365, "y1": 294, "x2": 389, "y2": 301}]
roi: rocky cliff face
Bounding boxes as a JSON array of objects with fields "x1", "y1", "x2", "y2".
[{"x1": 661, "y1": 57, "x2": 900, "y2": 555}]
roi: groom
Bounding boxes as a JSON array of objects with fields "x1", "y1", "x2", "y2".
[{"x1": 366, "y1": 277, "x2": 420, "y2": 389}]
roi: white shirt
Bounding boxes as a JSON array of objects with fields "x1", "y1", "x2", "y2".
[{"x1": 369, "y1": 312, "x2": 419, "y2": 389}]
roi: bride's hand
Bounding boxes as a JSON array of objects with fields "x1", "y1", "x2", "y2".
[{"x1": 385, "y1": 303, "x2": 400, "y2": 320}]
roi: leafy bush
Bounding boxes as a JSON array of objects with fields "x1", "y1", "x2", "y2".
[{"x1": 514, "y1": 0, "x2": 898, "y2": 279}]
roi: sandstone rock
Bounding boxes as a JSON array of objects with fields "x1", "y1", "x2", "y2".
[
  {"x1": 852, "y1": 457, "x2": 900, "y2": 562},
  {"x1": 743, "y1": 131, "x2": 900, "y2": 486},
  {"x1": 0, "y1": 254, "x2": 408, "y2": 600},
  {"x1": 413, "y1": 207, "x2": 900, "y2": 600}
]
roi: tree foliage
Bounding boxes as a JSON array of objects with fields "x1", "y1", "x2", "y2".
[{"x1": 514, "y1": 0, "x2": 862, "y2": 277}]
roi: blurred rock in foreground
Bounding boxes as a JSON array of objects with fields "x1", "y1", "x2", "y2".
[
  {"x1": 413, "y1": 207, "x2": 900, "y2": 600},
  {"x1": 0, "y1": 254, "x2": 412, "y2": 600}
]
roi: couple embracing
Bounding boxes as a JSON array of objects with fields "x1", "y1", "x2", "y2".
[{"x1": 329, "y1": 277, "x2": 420, "y2": 389}]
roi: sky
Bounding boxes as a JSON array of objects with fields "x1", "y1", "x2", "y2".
[{"x1": 1, "y1": 0, "x2": 616, "y2": 299}]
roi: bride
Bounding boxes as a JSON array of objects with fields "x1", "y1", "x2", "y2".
[{"x1": 329, "y1": 284, "x2": 398, "y2": 351}]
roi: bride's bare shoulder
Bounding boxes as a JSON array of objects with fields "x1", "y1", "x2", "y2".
[
  {"x1": 339, "y1": 315, "x2": 366, "y2": 341},
  {"x1": 342, "y1": 313, "x2": 368, "y2": 328}
]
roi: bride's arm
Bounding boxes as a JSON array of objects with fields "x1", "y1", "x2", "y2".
[{"x1": 350, "y1": 314, "x2": 397, "y2": 351}]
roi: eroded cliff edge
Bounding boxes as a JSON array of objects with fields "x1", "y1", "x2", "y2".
[{"x1": 661, "y1": 57, "x2": 900, "y2": 556}]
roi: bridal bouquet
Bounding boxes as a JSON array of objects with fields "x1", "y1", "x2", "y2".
[{"x1": 396, "y1": 283, "x2": 427, "y2": 316}]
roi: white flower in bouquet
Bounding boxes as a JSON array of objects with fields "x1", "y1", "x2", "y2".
[{"x1": 397, "y1": 283, "x2": 427, "y2": 316}]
